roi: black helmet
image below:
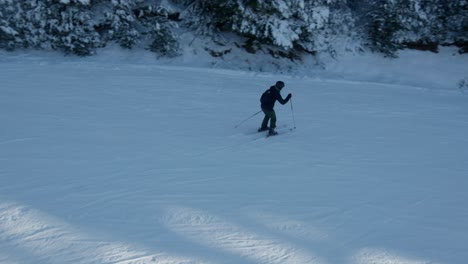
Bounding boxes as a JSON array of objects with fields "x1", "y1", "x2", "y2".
[{"x1": 276, "y1": 81, "x2": 285, "y2": 89}]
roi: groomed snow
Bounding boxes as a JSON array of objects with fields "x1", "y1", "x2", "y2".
[{"x1": 0, "y1": 47, "x2": 467, "y2": 264}]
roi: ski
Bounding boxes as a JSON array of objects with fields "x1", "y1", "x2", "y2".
[
  {"x1": 266, "y1": 127, "x2": 295, "y2": 137},
  {"x1": 246, "y1": 124, "x2": 288, "y2": 135}
]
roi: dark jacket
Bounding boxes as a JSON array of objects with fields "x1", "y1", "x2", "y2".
[{"x1": 261, "y1": 86, "x2": 291, "y2": 111}]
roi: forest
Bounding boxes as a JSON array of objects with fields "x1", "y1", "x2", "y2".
[{"x1": 0, "y1": 0, "x2": 466, "y2": 59}]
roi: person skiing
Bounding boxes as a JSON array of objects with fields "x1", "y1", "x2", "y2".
[{"x1": 259, "y1": 81, "x2": 292, "y2": 136}]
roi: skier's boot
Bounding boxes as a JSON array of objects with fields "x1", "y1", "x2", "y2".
[
  {"x1": 258, "y1": 126, "x2": 269, "y2": 132},
  {"x1": 268, "y1": 128, "x2": 278, "y2": 136}
]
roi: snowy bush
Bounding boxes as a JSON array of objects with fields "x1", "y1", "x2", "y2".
[{"x1": 458, "y1": 78, "x2": 468, "y2": 92}]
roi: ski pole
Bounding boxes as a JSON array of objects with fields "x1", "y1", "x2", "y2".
[
  {"x1": 235, "y1": 110, "x2": 262, "y2": 128},
  {"x1": 290, "y1": 98, "x2": 296, "y2": 129}
]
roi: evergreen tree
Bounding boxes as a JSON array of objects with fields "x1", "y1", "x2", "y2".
[
  {"x1": 359, "y1": 0, "x2": 466, "y2": 55},
  {"x1": 16, "y1": 1, "x2": 51, "y2": 49},
  {"x1": 44, "y1": 0, "x2": 101, "y2": 56},
  {"x1": 180, "y1": 0, "x2": 349, "y2": 58},
  {"x1": 135, "y1": 2, "x2": 180, "y2": 57},
  {"x1": 102, "y1": 0, "x2": 140, "y2": 49},
  {"x1": 364, "y1": 0, "x2": 406, "y2": 56},
  {"x1": 148, "y1": 26, "x2": 179, "y2": 57},
  {"x1": 0, "y1": 0, "x2": 466, "y2": 57},
  {"x1": 0, "y1": 1, "x2": 36, "y2": 50},
  {"x1": 0, "y1": 0, "x2": 20, "y2": 50},
  {"x1": 0, "y1": 0, "x2": 101, "y2": 55},
  {"x1": 426, "y1": 0, "x2": 467, "y2": 49}
]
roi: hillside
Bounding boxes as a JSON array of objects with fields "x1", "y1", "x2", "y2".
[{"x1": 0, "y1": 48, "x2": 467, "y2": 263}]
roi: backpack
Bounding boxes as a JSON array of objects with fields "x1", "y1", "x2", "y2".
[{"x1": 260, "y1": 89, "x2": 274, "y2": 105}]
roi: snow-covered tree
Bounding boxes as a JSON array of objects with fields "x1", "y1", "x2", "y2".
[
  {"x1": 135, "y1": 2, "x2": 180, "y2": 57},
  {"x1": 0, "y1": 0, "x2": 101, "y2": 55},
  {"x1": 180, "y1": 0, "x2": 351, "y2": 59},
  {"x1": 148, "y1": 26, "x2": 179, "y2": 57},
  {"x1": 0, "y1": 0, "x2": 21, "y2": 50},
  {"x1": 101, "y1": 0, "x2": 140, "y2": 49},
  {"x1": 424, "y1": 1, "x2": 467, "y2": 48},
  {"x1": 44, "y1": 0, "x2": 101, "y2": 56},
  {"x1": 0, "y1": 0, "x2": 465, "y2": 57},
  {"x1": 359, "y1": 0, "x2": 467, "y2": 56},
  {"x1": 363, "y1": 0, "x2": 406, "y2": 56}
]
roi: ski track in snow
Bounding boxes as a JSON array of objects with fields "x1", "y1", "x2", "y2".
[
  {"x1": 0, "y1": 138, "x2": 34, "y2": 145},
  {"x1": 0, "y1": 202, "x2": 210, "y2": 264},
  {"x1": 163, "y1": 206, "x2": 323, "y2": 264},
  {"x1": 1, "y1": 52, "x2": 467, "y2": 264}
]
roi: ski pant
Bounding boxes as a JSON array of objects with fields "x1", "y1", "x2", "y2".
[{"x1": 261, "y1": 108, "x2": 276, "y2": 129}]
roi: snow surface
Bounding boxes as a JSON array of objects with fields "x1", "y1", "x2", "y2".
[{"x1": 0, "y1": 47, "x2": 467, "y2": 264}]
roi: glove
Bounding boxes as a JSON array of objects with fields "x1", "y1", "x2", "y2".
[{"x1": 286, "y1": 93, "x2": 292, "y2": 100}]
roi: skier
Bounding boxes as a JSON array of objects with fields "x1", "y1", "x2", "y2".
[{"x1": 259, "y1": 81, "x2": 292, "y2": 136}]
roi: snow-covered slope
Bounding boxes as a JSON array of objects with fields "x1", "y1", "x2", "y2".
[{"x1": 0, "y1": 49, "x2": 467, "y2": 264}]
